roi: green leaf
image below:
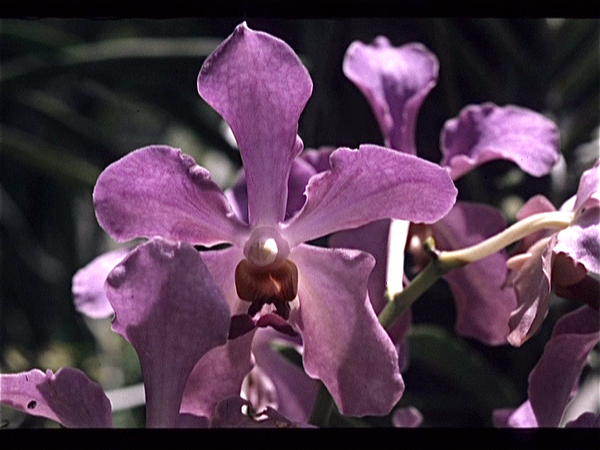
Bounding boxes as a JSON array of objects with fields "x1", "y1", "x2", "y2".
[{"x1": 406, "y1": 324, "x2": 520, "y2": 411}]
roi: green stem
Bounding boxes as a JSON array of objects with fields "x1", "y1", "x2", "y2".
[{"x1": 379, "y1": 258, "x2": 449, "y2": 330}]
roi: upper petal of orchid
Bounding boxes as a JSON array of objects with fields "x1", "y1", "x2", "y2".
[
  {"x1": 104, "y1": 238, "x2": 231, "y2": 427},
  {"x1": 72, "y1": 247, "x2": 131, "y2": 319},
  {"x1": 94, "y1": 146, "x2": 248, "y2": 247},
  {"x1": 225, "y1": 156, "x2": 317, "y2": 225},
  {"x1": 528, "y1": 305, "x2": 600, "y2": 427},
  {"x1": 283, "y1": 145, "x2": 457, "y2": 247},
  {"x1": 343, "y1": 37, "x2": 438, "y2": 154},
  {"x1": 432, "y1": 201, "x2": 516, "y2": 345},
  {"x1": 0, "y1": 367, "x2": 112, "y2": 428},
  {"x1": 289, "y1": 244, "x2": 404, "y2": 417},
  {"x1": 197, "y1": 22, "x2": 313, "y2": 226},
  {"x1": 440, "y1": 103, "x2": 560, "y2": 180}
]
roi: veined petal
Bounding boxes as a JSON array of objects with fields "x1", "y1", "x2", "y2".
[
  {"x1": 197, "y1": 22, "x2": 313, "y2": 226},
  {"x1": 178, "y1": 246, "x2": 255, "y2": 418},
  {"x1": 432, "y1": 202, "x2": 516, "y2": 345},
  {"x1": 104, "y1": 238, "x2": 231, "y2": 427},
  {"x1": 343, "y1": 37, "x2": 438, "y2": 154},
  {"x1": 0, "y1": 367, "x2": 112, "y2": 428},
  {"x1": 283, "y1": 145, "x2": 457, "y2": 247},
  {"x1": 553, "y1": 162, "x2": 600, "y2": 274},
  {"x1": 528, "y1": 305, "x2": 600, "y2": 427},
  {"x1": 225, "y1": 157, "x2": 317, "y2": 225},
  {"x1": 572, "y1": 160, "x2": 599, "y2": 213},
  {"x1": 180, "y1": 333, "x2": 255, "y2": 419},
  {"x1": 506, "y1": 237, "x2": 554, "y2": 347},
  {"x1": 440, "y1": 103, "x2": 560, "y2": 180},
  {"x1": 72, "y1": 247, "x2": 131, "y2": 319},
  {"x1": 553, "y1": 208, "x2": 600, "y2": 275},
  {"x1": 251, "y1": 327, "x2": 319, "y2": 424},
  {"x1": 94, "y1": 146, "x2": 248, "y2": 247},
  {"x1": 329, "y1": 219, "x2": 391, "y2": 314},
  {"x1": 289, "y1": 244, "x2": 404, "y2": 417}
]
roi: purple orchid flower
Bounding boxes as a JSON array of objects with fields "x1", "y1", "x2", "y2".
[
  {"x1": 505, "y1": 160, "x2": 600, "y2": 346},
  {"x1": 333, "y1": 35, "x2": 560, "y2": 346},
  {"x1": 91, "y1": 23, "x2": 457, "y2": 417},
  {"x1": 493, "y1": 305, "x2": 600, "y2": 428}
]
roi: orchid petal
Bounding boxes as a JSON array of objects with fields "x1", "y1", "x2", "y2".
[
  {"x1": 553, "y1": 209, "x2": 600, "y2": 275},
  {"x1": 197, "y1": 22, "x2": 312, "y2": 226},
  {"x1": 440, "y1": 104, "x2": 560, "y2": 180},
  {"x1": 72, "y1": 247, "x2": 131, "y2": 319},
  {"x1": 572, "y1": 160, "x2": 599, "y2": 213},
  {"x1": 283, "y1": 145, "x2": 457, "y2": 247},
  {"x1": 181, "y1": 332, "x2": 255, "y2": 419},
  {"x1": 432, "y1": 202, "x2": 516, "y2": 345},
  {"x1": 506, "y1": 237, "x2": 553, "y2": 347},
  {"x1": 528, "y1": 305, "x2": 600, "y2": 427},
  {"x1": 300, "y1": 146, "x2": 336, "y2": 173},
  {"x1": 104, "y1": 238, "x2": 231, "y2": 427},
  {"x1": 565, "y1": 412, "x2": 600, "y2": 428},
  {"x1": 179, "y1": 246, "x2": 255, "y2": 418},
  {"x1": 0, "y1": 368, "x2": 112, "y2": 428},
  {"x1": 493, "y1": 401, "x2": 538, "y2": 428},
  {"x1": 225, "y1": 157, "x2": 317, "y2": 225},
  {"x1": 289, "y1": 244, "x2": 404, "y2": 417},
  {"x1": 392, "y1": 406, "x2": 424, "y2": 428},
  {"x1": 329, "y1": 219, "x2": 391, "y2": 314},
  {"x1": 343, "y1": 37, "x2": 438, "y2": 154},
  {"x1": 209, "y1": 397, "x2": 298, "y2": 428},
  {"x1": 94, "y1": 145, "x2": 247, "y2": 247},
  {"x1": 515, "y1": 195, "x2": 557, "y2": 252},
  {"x1": 251, "y1": 327, "x2": 319, "y2": 424}
]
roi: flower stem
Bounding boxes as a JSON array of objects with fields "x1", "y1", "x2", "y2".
[
  {"x1": 437, "y1": 211, "x2": 573, "y2": 266},
  {"x1": 379, "y1": 257, "x2": 448, "y2": 329},
  {"x1": 378, "y1": 210, "x2": 573, "y2": 332}
]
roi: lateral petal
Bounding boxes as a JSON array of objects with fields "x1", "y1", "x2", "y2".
[
  {"x1": 94, "y1": 146, "x2": 247, "y2": 246},
  {"x1": 289, "y1": 244, "x2": 404, "y2": 417},
  {"x1": 283, "y1": 145, "x2": 457, "y2": 247},
  {"x1": 104, "y1": 238, "x2": 231, "y2": 427}
]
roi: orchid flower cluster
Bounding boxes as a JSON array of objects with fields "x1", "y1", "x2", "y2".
[{"x1": 1, "y1": 23, "x2": 598, "y2": 429}]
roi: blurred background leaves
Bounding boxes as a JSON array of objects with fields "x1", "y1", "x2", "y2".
[{"x1": 1, "y1": 17, "x2": 598, "y2": 427}]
